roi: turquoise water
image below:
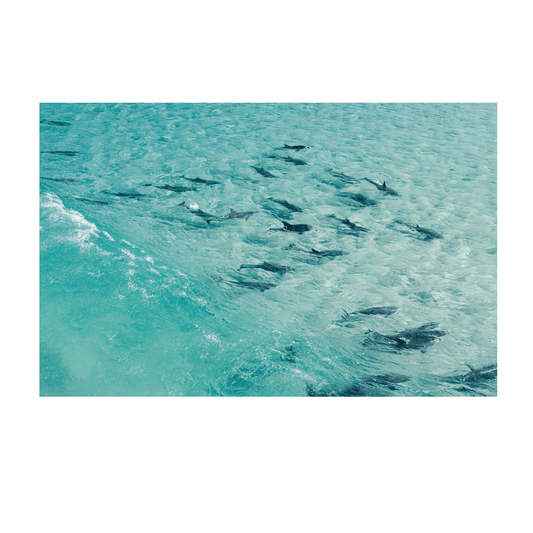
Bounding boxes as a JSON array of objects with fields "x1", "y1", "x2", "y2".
[{"x1": 40, "y1": 103, "x2": 497, "y2": 396}]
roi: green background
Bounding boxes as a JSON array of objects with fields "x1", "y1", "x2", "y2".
[{"x1": 0, "y1": 0, "x2": 532, "y2": 533}]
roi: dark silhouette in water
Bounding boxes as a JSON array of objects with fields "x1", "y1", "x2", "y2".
[
  {"x1": 276, "y1": 144, "x2": 310, "y2": 151},
  {"x1": 177, "y1": 201, "x2": 215, "y2": 220},
  {"x1": 71, "y1": 196, "x2": 110, "y2": 206},
  {"x1": 239, "y1": 262, "x2": 293, "y2": 274},
  {"x1": 363, "y1": 178, "x2": 400, "y2": 196},
  {"x1": 268, "y1": 198, "x2": 303, "y2": 213},
  {"x1": 252, "y1": 166, "x2": 276, "y2": 178},
  {"x1": 338, "y1": 192, "x2": 377, "y2": 207},
  {"x1": 206, "y1": 208, "x2": 255, "y2": 224},
  {"x1": 218, "y1": 277, "x2": 277, "y2": 292},
  {"x1": 395, "y1": 220, "x2": 443, "y2": 240},
  {"x1": 359, "y1": 306, "x2": 398, "y2": 315},
  {"x1": 365, "y1": 322, "x2": 446, "y2": 352},
  {"x1": 181, "y1": 176, "x2": 221, "y2": 185},
  {"x1": 338, "y1": 307, "x2": 398, "y2": 324},
  {"x1": 269, "y1": 155, "x2": 307, "y2": 166},
  {"x1": 150, "y1": 184, "x2": 196, "y2": 193},
  {"x1": 308, "y1": 248, "x2": 347, "y2": 258},
  {"x1": 273, "y1": 220, "x2": 313, "y2": 233},
  {"x1": 102, "y1": 190, "x2": 145, "y2": 198},
  {"x1": 328, "y1": 170, "x2": 359, "y2": 183},
  {"x1": 40, "y1": 150, "x2": 79, "y2": 156},
  {"x1": 328, "y1": 214, "x2": 370, "y2": 234},
  {"x1": 283, "y1": 244, "x2": 347, "y2": 258},
  {"x1": 442, "y1": 364, "x2": 497, "y2": 385},
  {"x1": 40, "y1": 119, "x2": 71, "y2": 126},
  {"x1": 41, "y1": 177, "x2": 80, "y2": 183},
  {"x1": 306, "y1": 373, "x2": 409, "y2": 396},
  {"x1": 363, "y1": 373, "x2": 409, "y2": 387}
]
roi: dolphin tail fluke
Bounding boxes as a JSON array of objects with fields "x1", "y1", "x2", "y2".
[{"x1": 341, "y1": 309, "x2": 349, "y2": 319}]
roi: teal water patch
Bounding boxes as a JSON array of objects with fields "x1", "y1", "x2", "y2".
[{"x1": 40, "y1": 103, "x2": 497, "y2": 396}]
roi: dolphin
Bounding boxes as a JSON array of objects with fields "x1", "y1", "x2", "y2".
[
  {"x1": 359, "y1": 306, "x2": 398, "y2": 315},
  {"x1": 363, "y1": 178, "x2": 400, "y2": 196},
  {"x1": 283, "y1": 244, "x2": 347, "y2": 257},
  {"x1": 338, "y1": 192, "x2": 377, "y2": 207},
  {"x1": 274, "y1": 220, "x2": 314, "y2": 233},
  {"x1": 177, "y1": 201, "x2": 215, "y2": 220},
  {"x1": 239, "y1": 262, "x2": 293, "y2": 274},
  {"x1": 181, "y1": 176, "x2": 221, "y2": 185},
  {"x1": 276, "y1": 144, "x2": 310, "y2": 151},
  {"x1": 328, "y1": 170, "x2": 360, "y2": 182},
  {"x1": 40, "y1": 150, "x2": 79, "y2": 156},
  {"x1": 395, "y1": 220, "x2": 443, "y2": 240},
  {"x1": 306, "y1": 381, "x2": 389, "y2": 397},
  {"x1": 71, "y1": 196, "x2": 110, "y2": 205},
  {"x1": 151, "y1": 184, "x2": 196, "y2": 193},
  {"x1": 309, "y1": 248, "x2": 347, "y2": 257},
  {"x1": 339, "y1": 307, "x2": 398, "y2": 323},
  {"x1": 40, "y1": 119, "x2": 71, "y2": 126},
  {"x1": 413, "y1": 224, "x2": 443, "y2": 240},
  {"x1": 306, "y1": 371, "x2": 410, "y2": 396},
  {"x1": 41, "y1": 177, "x2": 80, "y2": 183},
  {"x1": 206, "y1": 208, "x2": 255, "y2": 224},
  {"x1": 366, "y1": 322, "x2": 446, "y2": 352},
  {"x1": 252, "y1": 166, "x2": 276, "y2": 178},
  {"x1": 363, "y1": 373, "x2": 410, "y2": 386},
  {"x1": 268, "y1": 198, "x2": 303, "y2": 213},
  {"x1": 328, "y1": 214, "x2": 370, "y2": 233},
  {"x1": 102, "y1": 190, "x2": 145, "y2": 198},
  {"x1": 219, "y1": 278, "x2": 277, "y2": 292},
  {"x1": 442, "y1": 363, "x2": 497, "y2": 385}
]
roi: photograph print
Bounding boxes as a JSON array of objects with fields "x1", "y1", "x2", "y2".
[{"x1": 40, "y1": 103, "x2": 497, "y2": 397}]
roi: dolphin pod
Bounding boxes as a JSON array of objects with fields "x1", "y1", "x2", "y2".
[{"x1": 42, "y1": 115, "x2": 468, "y2": 396}]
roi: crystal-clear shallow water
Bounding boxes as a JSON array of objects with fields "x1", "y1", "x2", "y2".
[{"x1": 40, "y1": 103, "x2": 496, "y2": 396}]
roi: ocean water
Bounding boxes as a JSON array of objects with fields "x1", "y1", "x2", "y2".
[{"x1": 39, "y1": 103, "x2": 497, "y2": 396}]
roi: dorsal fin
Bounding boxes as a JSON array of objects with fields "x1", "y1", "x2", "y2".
[
  {"x1": 311, "y1": 248, "x2": 319, "y2": 254},
  {"x1": 383, "y1": 181, "x2": 386, "y2": 187},
  {"x1": 466, "y1": 364, "x2": 475, "y2": 372},
  {"x1": 230, "y1": 208, "x2": 237, "y2": 214}
]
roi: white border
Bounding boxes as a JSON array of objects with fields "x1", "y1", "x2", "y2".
[{"x1": 18, "y1": 84, "x2": 516, "y2": 416}]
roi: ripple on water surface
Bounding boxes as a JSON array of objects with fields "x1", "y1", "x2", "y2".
[{"x1": 40, "y1": 103, "x2": 497, "y2": 396}]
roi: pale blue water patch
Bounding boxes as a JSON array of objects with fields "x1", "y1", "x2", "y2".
[{"x1": 40, "y1": 103, "x2": 496, "y2": 396}]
